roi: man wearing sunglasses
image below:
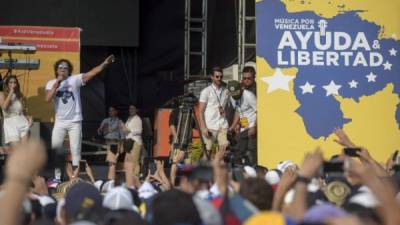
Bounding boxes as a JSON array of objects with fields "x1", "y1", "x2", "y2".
[
  {"x1": 241, "y1": 66, "x2": 256, "y2": 96},
  {"x1": 198, "y1": 66, "x2": 230, "y2": 159},
  {"x1": 45, "y1": 55, "x2": 115, "y2": 171}
]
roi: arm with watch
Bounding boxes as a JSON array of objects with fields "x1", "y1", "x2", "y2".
[{"x1": 284, "y1": 149, "x2": 323, "y2": 222}]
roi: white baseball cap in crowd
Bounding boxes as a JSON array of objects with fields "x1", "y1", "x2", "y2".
[
  {"x1": 243, "y1": 166, "x2": 257, "y2": 178},
  {"x1": 264, "y1": 170, "x2": 281, "y2": 185},
  {"x1": 103, "y1": 186, "x2": 137, "y2": 211}
]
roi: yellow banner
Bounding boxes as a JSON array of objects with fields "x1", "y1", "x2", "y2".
[{"x1": 256, "y1": 0, "x2": 400, "y2": 167}]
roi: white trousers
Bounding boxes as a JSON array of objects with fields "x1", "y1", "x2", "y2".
[{"x1": 52, "y1": 120, "x2": 82, "y2": 166}]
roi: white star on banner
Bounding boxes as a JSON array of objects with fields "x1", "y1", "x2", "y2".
[
  {"x1": 323, "y1": 80, "x2": 342, "y2": 96},
  {"x1": 366, "y1": 72, "x2": 377, "y2": 82},
  {"x1": 299, "y1": 82, "x2": 315, "y2": 94},
  {"x1": 260, "y1": 68, "x2": 295, "y2": 93},
  {"x1": 383, "y1": 61, "x2": 392, "y2": 70},
  {"x1": 389, "y1": 48, "x2": 397, "y2": 56},
  {"x1": 348, "y1": 80, "x2": 358, "y2": 88}
]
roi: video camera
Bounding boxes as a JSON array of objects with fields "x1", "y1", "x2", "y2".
[{"x1": 177, "y1": 93, "x2": 198, "y2": 107}]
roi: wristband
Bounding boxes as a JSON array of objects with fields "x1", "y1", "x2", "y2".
[{"x1": 296, "y1": 175, "x2": 311, "y2": 184}]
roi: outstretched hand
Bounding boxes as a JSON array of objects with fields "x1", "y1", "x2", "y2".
[
  {"x1": 333, "y1": 128, "x2": 356, "y2": 148},
  {"x1": 298, "y1": 148, "x2": 323, "y2": 178},
  {"x1": 104, "y1": 55, "x2": 115, "y2": 65}
]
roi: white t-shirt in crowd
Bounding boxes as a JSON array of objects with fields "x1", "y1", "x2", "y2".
[
  {"x1": 125, "y1": 115, "x2": 143, "y2": 145},
  {"x1": 199, "y1": 83, "x2": 229, "y2": 130},
  {"x1": 230, "y1": 89, "x2": 257, "y2": 132},
  {"x1": 46, "y1": 74, "x2": 84, "y2": 122}
]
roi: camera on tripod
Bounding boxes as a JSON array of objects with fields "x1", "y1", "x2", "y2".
[{"x1": 177, "y1": 93, "x2": 198, "y2": 107}]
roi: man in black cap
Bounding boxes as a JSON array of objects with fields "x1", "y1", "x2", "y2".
[{"x1": 227, "y1": 80, "x2": 257, "y2": 165}]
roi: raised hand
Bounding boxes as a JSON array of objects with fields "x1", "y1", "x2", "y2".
[
  {"x1": 6, "y1": 139, "x2": 47, "y2": 183},
  {"x1": 104, "y1": 55, "x2": 115, "y2": 65},
  {"x1": 356, "y1": 147, "x2": 372, "y2": 163},
  {"x1": 172, "y1": 150, "x2": 185, "y2": 164},
  {"x1": 279, "y1": 166, "x2": 298, "y2": 189},
  {"x1": 344, "y1": 157, "x2": 370, "y2": 183},
  {"x1": 333, "y1": 128, "x2": 356, "y2": 148},
  {"x1": 298, "y1": 148, "x2": 323, "y2": 178}
]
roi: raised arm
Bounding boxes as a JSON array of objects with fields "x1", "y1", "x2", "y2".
[
  {"x1": 82, "y1": 55, "x2": 115, "y2": 83},
  {"x1": 0, "y1": 140, "x2": 46, "y2": 225},
  {"x1": 346, "y1": 158, "x2": 400, "y2": 225},
  {"x1": 285, "y1": 149, "x2": 323, "y2": 221}
]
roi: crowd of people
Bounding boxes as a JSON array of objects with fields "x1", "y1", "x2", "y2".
[
  {"x1": 0, "y1": 128, "x2": 400, "y2": 225},
  {"x1": 0, "y1": 58, "x2": 400, "y2": 225}
]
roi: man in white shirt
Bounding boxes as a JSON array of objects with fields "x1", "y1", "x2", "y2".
[
  {"x1": 97, "y1": 106, "x2": 124, "y2": 141},
  {"x1": 45, "y1": 55, "x2": 115, "y2": 168},
  {"x1": 198, "y1": 66, "x2": 230, "y2": 158},
  {"x1": 227, "y1": 80, "x2": 257, "y2": 165}
]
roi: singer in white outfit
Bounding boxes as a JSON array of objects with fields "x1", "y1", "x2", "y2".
[
  {"x1": 0, "y1": 75, "x2": 32, "y2": 145},
  {"x1": 45, "y1": 55, "x2": 115, "y2": 167}
]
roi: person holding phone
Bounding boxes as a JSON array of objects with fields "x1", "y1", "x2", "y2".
[
  {"x1": 45, "y1": 55, "x2": 115, "y2": 168},
  {"x1": 0, "y1": 75, "x2": 32, "y2": 145}
]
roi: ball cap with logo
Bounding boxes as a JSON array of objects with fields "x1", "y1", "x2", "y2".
[
  {"x1": 227, "y1": 80, "x2": 242, "y2": 96},
  {"x1": 64, "y1": 182, "x2": 103, "y2": 220}
]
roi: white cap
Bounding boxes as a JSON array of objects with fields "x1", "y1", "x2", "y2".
[
  {"x1": 94, "y1": 180, "x2": 104, "y2": 191},
  {"x1": 265, "y1": 170, "x2": 280, "y2": 185},
  {"x1": 277, "y1": 160, "x2": 295, "y2": 172},
  {"x1": 138, "y1": 181, "x2": 158, "y2": 199},
  {"x1": 103, "y1": 187, "x2": 135, "y2": 211},
  {"x1": 243, "y1": 166, "x2": 257, "y2": 178},
  {"x1": 101, "y1": 180, "x2": 115, "y2": 193}
]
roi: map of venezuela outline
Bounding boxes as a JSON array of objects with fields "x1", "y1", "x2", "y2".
[{"x1": 256, "y1": 0, "x2": 400, "y2": 139}]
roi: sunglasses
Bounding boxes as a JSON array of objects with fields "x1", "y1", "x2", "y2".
[
  {"x1": 214, "y1": 75, "x2": 223, "y2": 79},
  {"x1": 58, "y1": 65, "x2": 69, "y2": 70},
  {"x1": 242, "y1": 77, "x2": 253, "y2": 80}
]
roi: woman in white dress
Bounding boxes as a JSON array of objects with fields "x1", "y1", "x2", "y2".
[{"x1": 0, "y1": 76, "x2": 32, "y2": 145}]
